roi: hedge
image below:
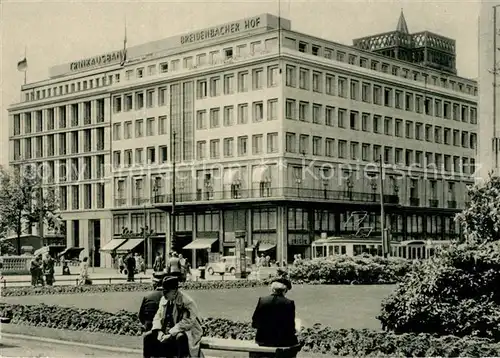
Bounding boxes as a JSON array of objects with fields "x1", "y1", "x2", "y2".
[
  {"x1": 1, "y1": 303, "x2": 499, "y2": 357},
  {"x1": 0, "y1": 279, "x2": 272, "y2": 297},
  {"x1": 288, "y1": 255, "x2": 413, "y2": 285}
]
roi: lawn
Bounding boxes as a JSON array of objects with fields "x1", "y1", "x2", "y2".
[{"x1": 2, "y1": 285, "x2": 395, "y2": 330}]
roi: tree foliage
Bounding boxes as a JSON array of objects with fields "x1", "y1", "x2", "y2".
[
  {"x1": 0, "y1": 165, "x2": 60, "y2": 254},
  {"x1": 456, "y1": 173, "x2": 500, "y2": 244},
  {"x1": 379, "y1": 175, "x2": 500, "y2": 339}
]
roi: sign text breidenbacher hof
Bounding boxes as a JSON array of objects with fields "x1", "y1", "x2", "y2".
[
  {"x1": 70, "y1": 50, "x2": 125, "y2": 71},
  {"x1": 180, "y1": 16, "x2": 262, "y2": 45}
]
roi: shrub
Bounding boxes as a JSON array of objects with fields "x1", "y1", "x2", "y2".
[
  {"x1": 456, "y1": 174, "x2": 500, "y2": 244},
  {"x1": 1, "y1": 279, "x2": 272, "y2": 297},
  {"x1": 378, "y1": 241, "x2": 500, "y2": 340},
  {"x1": 1, "y1": 303, "x2": 499, "y2": 357},
  {"x1": 288, "y1": 255, "x2": 413, "y2": 285}
]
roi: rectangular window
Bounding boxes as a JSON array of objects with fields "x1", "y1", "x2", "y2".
[
  {"x1": 253, "y1": 102, "x2": 264, "y2": 122},
  {"x1": 285, "y1": 99, "x2": 296, "y2": 119},
  {"x1": 223, "y1": 106, "x2": 234, "y2": 126},
  {"x1": 210, "y1": 139, "x2": 220, "y2": 159},
  {"x1": 252, "y1": 134, "x2": 263, "y2": 154},
  {"x1": 224, "y1": 138, "x2": 234, "y2": 157},
  {"x1": 210, "y1": 108, "x2": 220, "y2": 128},
  {"x1": 267, "y1": 132, "x2": 278, "y2": 153},
  {"x1": 237, "y1": 104, "x2": 248, "y2": 124},
  {"x1": 253, "y1": 68, "x2": 264, "y2": 90},
  {"x1": 135, "y1": 119, "x2": 144, "y2": 137},
  {"x1": 267, "y1": 99, "x2": 278, "y2": 121},
  {"x1": 158, "y1": 116, "x2": 167, "y2": 135},
  {"x1": 238, "y1": 136, "x2": 248, "y2": 156},
  {"x1": 285, "y1": 133, "x2": 296, "y2": 152}
]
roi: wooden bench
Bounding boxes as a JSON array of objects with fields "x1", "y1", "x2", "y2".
[{"x1": 201, "y1": 337, "x2": 302, "y2": 358}]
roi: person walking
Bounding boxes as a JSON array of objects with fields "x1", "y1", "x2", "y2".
[
  {"x1": 167, "y1": 252, "x2": 182, "y2": 279},
  {"x1": 118, "y1": 255, "x2": 125, "y2": 274},
  {"x1": 78, "y1": 257, "x2": 90, "y2": 286},
  {"x1": 43, "y1": 254, "x2": 56, "y2": 286},
  {"x1": 126, "y1": 252, "x2": 136, "y2": 282},
  {"x1": 251, "y1": 277, "x2": 300, "y2": 358},
  {"x1": 153, "y1": 252, "x2": 164, "y2": 272},
  {"x1": 30, "y1": 255, "x2": 44, "y2": 287}
]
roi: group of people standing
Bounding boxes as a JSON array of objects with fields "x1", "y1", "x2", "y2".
[
  {"x1": 153, "y1": 252, "x2": 191, "y2": 282},
  {"x1": 116, "y1": 252, "x2": 147, "y2": 282},
  {"x1": 139, "y1": 271, "x2": 301, "y2": 358},
  {"x1": 29, "y1": 254, "x2": 55, "y2": 287}
]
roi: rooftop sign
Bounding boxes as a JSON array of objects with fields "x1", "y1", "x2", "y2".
[
  {"x1": 48, "y1": 13, "x2": 288, "y2": 79},
  {"x1": 180, "y1": 16, "x2": 262, "y2": 45},
  {"x1": 70, "y1": 50, "x2": 125, "y2": 72}
]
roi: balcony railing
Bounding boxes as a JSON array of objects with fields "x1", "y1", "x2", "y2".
[
  {"x1": 447, "y1": 200, "x2": 457, "y2": 209},
  {"x1": 115, "y1": 198, "x2": 127, "y2": 207},
  {"x1": 409, "y1": 197, "x2": 420, "y2": 206},
  {"x1": 429, "y1": 199, "x2": 439, "y2": 208},
  {"x1": 151, "y1": 187, "x2": 399, "y2": 205},
  {"x1": 132, "y1": 197, "x2": 150, "y2": 206}
]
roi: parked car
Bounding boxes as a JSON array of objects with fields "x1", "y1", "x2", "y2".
[{"x1": 206, "y1": 256, "x2": 252, "y2": 275}]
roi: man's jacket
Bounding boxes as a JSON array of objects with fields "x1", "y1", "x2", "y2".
[
  {"x1": 252, "y1": 294, "x2": 298, "y2": 347},
  {"x1": 139, "y1": 290, "x2": 163, "y2": 331}
]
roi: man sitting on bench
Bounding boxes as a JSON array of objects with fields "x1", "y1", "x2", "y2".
[{"x1": 143, "y1": 276, "x2": 204, "y2": 358}]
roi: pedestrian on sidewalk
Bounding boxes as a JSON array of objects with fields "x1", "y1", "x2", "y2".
[
  {"x1": 77, "y1": 257, "x2": 90, "y2": 286},
  {"x1": 153, "y1": 252, "x2": 164, "y2": 273},
  {"x1": 43, "y1": 254, "x2": 56, "y2": 286},
  {"x1": 118, "y1": 255, "x2": 125, "y2": 274},
  {"x1": 126, "y1": 252, "x2": 136, "y2": 282},
  {"x1": 166, "y1": 252, "x2": 182, "y2": 280},
  {"x1": 30, "y1": 255, "x2": 44, "y2": 287}
]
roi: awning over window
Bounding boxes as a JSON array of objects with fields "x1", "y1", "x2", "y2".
[
  {"x1": 115, "y1": 238, "x2": 145, "y2": 253},
  {"x1": 252, "y1": 166, "x2": 270, "y2": 183},
  {"x1": 223, "y1": 169, "x2": 240, "y2": 185},
  {"x1": 183, "y1": 238, "x2": 218, "y2": 250},
  {"x1": 258, "y1": 243, "x2": 276, "y2": 252},
  {"x1": 100, "y1": 239, "x2": 127, "y2": 253}
]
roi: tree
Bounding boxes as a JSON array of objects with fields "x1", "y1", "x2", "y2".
[
  {"x1": 0, "y1": 165, "x2": 61, "y2": 254},
  {"x1": 456, "y1": 173, "x2": 500, "y2": 244}
]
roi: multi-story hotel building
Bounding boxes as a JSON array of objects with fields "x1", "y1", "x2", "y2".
[{"x1": 8, "y1": 12, "x2": 478, "y2": 268}]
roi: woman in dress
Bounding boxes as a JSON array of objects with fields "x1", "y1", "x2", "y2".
[{"x1": 78, "y1": 257, "x2": 90, "y2": 286}]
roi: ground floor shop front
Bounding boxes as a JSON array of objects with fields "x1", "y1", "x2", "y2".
[{"x1": 103, "y1": 201, "x2": 462, "y2": 269}]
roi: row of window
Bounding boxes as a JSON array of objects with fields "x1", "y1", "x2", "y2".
[
  {"x1": 284, "y1": 67, "x2": 477, "y2": 124},
  {"x1": 22, "y1": 36, "x2": 277, "y2": 104},
  {"x1": 12, "y1": 128, "x2": 106, "y2": 161},
  {"x1": 196, "y1": 133, "x2": 278, "y2": 159},
  {"x1": 196, "y1": 99, "x2": 278, "y2": 129},
  {"x1": 23, "y1": 156, "x2": 107, "y2": 185},
  {"x1": 284, "y1": 133, "x2": 476, "y2": 174},
  {"x1": 112, "y1": 116, "x2": 167, "y2": 140},
  {"x1": 285, "y1": 102, "x2": 477, "y2": 149},
  {"x1": 56, "y1": 183, "x2": 105, "y2": 211},
  {"x1": 12, "y1": 100, "x2": 106, "y2": 136},
  {"x1": 282, "y1": 36, "x2": 477, "y2": 96}
]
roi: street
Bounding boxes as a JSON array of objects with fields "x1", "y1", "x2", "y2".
[{"x1": 0, "y1": 335, "x2": 139, "y2": 357}]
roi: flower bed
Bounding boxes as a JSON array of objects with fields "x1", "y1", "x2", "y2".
[
  {"x1": 1, "y1": 279, "x2": 272, "y2": 297},
  {"x1": 1, "y1": 303, "x2": 499, "y2": 357},
  {"x1": 288, "y1": 255, "x2": 413, "y2": 285}
]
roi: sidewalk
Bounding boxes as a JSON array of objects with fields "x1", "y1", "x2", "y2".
[{"x1": 1, "y1": 267, "x2": 242, "y2": 287}]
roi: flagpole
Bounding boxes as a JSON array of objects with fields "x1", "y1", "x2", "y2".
[{"x1": 24, "y1": 46, "x2": 27, "y2": 85}]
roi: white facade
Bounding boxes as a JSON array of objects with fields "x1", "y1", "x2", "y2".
[{"x1": 8, "y1": 13, "x2": 478, "y2": 267}]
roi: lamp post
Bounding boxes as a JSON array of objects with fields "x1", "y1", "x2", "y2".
[
  {"x1": 370, "y1": 180, "x2": 377, "y2": 202},
  {"x1": 170, "y1": 131, "x2": 177, "y2": 253},
  {"x1": 377, "y1": 155, "x2": 387, "y2": 257},
  {"x1": 346, "y1": 178, "x2": 353, "y2": 200},
  {"x1": 493, "y1": 4, "x2": 499, "y2": 170},
  {"x1": 295, "y1": 177, "x2": 302, "y2": 197},
  {"x1": 323, "y1": 179, "x2": 328, "y2": 199}
]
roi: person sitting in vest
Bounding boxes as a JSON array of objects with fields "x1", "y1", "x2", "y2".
[{"x1": 143, "y1": 276, "x2": 204, "y2": 358}]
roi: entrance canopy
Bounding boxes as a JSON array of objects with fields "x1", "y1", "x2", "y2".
[
  {"x1": 100, "y1": 238, "x2": 127, "y2": 253},
  {"x1": 258, "y1": 243, "x2": 276, "y2": 252},
  {"x1": 183, "y1": 238, "x2": 217, "y2": 250},
  {"x1": 115, "y1": 238, "x2": 145, "y2": 253}
]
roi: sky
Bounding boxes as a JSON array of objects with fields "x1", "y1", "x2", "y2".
[{"x1": 0, "y1": 0, "x2": 481, "y2": 167}]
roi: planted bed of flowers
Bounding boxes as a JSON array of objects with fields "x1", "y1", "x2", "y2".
[
  {"x1": 1, "y1": 279, "x2": 272, "y2": 297},
  {"x1": 1, "y1": 303, "x2": 499, "y2": 357}
]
